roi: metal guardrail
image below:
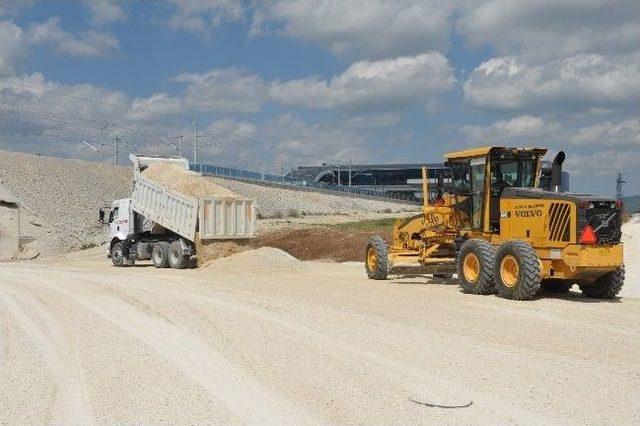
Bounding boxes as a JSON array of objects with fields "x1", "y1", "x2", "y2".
[{"x1": 191, "y1": 163, "x2": 419, "y2": 203}]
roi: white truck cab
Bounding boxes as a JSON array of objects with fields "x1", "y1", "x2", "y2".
[{"x1": 106, "y1": 199, "x2": 133, "y2": 242}]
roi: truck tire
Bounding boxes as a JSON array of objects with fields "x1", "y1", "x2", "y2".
[
  {"x1": 169, "y1": 240, "x2": 189, "y2": 269},
  {"x1": 456, "y1": 239, "x2": 496, "y2": 295},
  {"x1": 111, "y1": 242, "x2": 126, "y2": 267},
  {"x1": 494, "y1": 240, "x2": 541, "y2": 300},
  {"x1": 579, "y1": 267, "x2": 624, "y2": 299},
  {"x1": 365, "y1": 236, "x2": 390, "y2": 280},
  {"x1": 152, "y1": 242, "x2": 170, "y2": 268},
  {"x1": 542, "y1": 279, "x2": 573, "y2": 294}
]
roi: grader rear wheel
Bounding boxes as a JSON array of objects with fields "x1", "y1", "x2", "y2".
[
  {"x1": 365, "y1": 236, "x2": 389, "y2": 280},
  {"x1": 456, "y1": 239, "x2": 496, "y2": 295},
  {"x1": 579, "y1": 267, "x2": 624, "y2": 299}
]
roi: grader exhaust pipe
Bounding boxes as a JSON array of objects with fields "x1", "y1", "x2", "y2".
[{"x1": 551, "y1": 151, "x2": 565, "y2": 193}]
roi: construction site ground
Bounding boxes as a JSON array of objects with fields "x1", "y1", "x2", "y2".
[
  {"x1": 1, "y1": 244, "x2": 639, "y2": 424},
  {"x1": 2, "y1": 151, "x2": 640, "y2": 424}
]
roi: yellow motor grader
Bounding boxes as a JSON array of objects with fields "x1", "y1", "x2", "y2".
[{"x1": 365, "y1": 146, "x2": 625, "y2": 300}]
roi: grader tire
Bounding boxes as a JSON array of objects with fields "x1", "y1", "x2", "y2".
[
  {"x1": 365, "y1": 236, "x2": 390, "y2": 280},
  {"x1": 579, "y1": 267, "x2": 625, "y2": 299},
  {"x1": 456, "y1": 239, "x2": 496, "y2": 295},
  {"x1": 542, "y1": 280, "x2": 573, "y2": 294},
  {"x1": 495, "y1": 240, "x2": 541, "y2": 300}
]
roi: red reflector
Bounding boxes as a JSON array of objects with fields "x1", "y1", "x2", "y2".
[{"x1": 580, "y1": 225, "x2": 597, "y2": 245}]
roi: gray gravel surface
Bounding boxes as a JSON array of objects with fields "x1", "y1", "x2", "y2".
[
  {"x1": 0, "y1": 150, "x2": 416, "y2": 256},
  {"x1": 206, "y1": 177, "x2": 417, "y2": 217},
  {"x1": 0, "y1": 150, "x2": 132, "y2": 255}
]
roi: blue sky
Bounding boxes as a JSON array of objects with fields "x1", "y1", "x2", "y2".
[{"x1": 1, "y1": 0, "x2": 639, "y2": 195}]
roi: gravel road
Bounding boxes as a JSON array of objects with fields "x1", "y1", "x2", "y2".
[{"x1": 1, "y1": 248, "x2": 638, "y2": 424}]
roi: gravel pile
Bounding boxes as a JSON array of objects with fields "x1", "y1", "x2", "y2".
[
  {"x1": 0, "y1": 150, "x2": 132, "y2": 254},
  {"x1": 206, "y1": 177, "x2": 418, "y2": 217}
]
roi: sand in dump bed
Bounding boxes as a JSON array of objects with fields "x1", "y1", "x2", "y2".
[
  {"x1": 142, "y1": 163, "x2": 238, "y2": 198},
  {"x1": 195, "y1": 237, "x2": 251, "y2": 267}
]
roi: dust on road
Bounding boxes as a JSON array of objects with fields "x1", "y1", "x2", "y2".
[{"x1": 1, "y1": 248, "x2": 639, "y2": 424}]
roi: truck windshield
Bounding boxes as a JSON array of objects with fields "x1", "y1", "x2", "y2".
[{"x1": 491, "y1": 159, "x2": 536, "y2": 188}]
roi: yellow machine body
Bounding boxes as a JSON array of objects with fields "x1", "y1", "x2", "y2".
[{"x1": 386, "y1": 146, "x2": 623, "y2": 283}]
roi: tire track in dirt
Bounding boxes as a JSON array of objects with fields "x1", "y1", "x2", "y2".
[
  {"x1": 14, "y1": 269, "x2": 317, "y2": 425},
  {"x1": 58, "y1": 268, "x2": 557, "y2": 424},
  {"x1": 0, "y1": 283, "x2": 95, "y2": 425}
]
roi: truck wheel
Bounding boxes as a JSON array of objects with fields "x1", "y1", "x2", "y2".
[
  {"x1": 542, "y1": 280, "x2": 573, "y2": 294},
  {"x1": 365, "y1": 236, "x2": 390, "y2": 280},
  {"x1": 111, "y1": 242, "x2": 125, "y2": 267},
  {"x1": 152, "y1": 242, "x2": 170, "y2": 268},
  {"x1": 579, "y1": 267, "x2": 624, "y2": 299},
  {"x1": 494, "y1": 241, "x2": 541, "y2": 300},
  {"x1": 168, "y1": 240, "x2": 188, "y2": 269},
  {"x1": 457, "y1": 239, "x2": 496, "y2": 295}
]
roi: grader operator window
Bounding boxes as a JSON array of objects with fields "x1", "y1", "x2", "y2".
[{"x1": 489, "y1": 154, "x2": 537, "y2": 231}]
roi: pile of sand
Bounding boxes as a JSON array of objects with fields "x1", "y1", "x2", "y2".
[
  {"x1": 142, "y1": 163, "x2": 237, "y2": 198},
  {"x1": 203, "y1": 247, "x2": 308, "y2": 273}
]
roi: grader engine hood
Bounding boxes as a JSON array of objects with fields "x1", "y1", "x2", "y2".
[{"x1": 500, "y1": 188, "x2": 622, "y2": 245}]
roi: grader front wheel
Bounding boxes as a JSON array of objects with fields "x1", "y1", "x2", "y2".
[
  {"x1": 494, "y1": 241, "x2": 541, "y2": 300},
  {"x1": 365, "y1": 236, "x2": 390, "y2": 280},
  {"x1": 456, "y1": 239, "x2": 496, "y2": 295}
]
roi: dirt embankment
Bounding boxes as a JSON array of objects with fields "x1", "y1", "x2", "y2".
[{"x1": 254, "y1": 225, "x2": 393, "y2": 262}]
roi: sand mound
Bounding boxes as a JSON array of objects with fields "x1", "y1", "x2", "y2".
[
  {"x1": 203, "y1": 247, "x2": 307, "y2": 273},
  {"x1": 142, "y1": 163, "x2": 237, "y2": 198}
]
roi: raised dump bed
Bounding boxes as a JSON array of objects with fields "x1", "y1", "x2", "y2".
[{"x1": 131, "y1": 170, "x2": 255, "y2": 242}]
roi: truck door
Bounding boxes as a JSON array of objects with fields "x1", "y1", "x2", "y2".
[
  {"x1": 470, "y1": 157, "x2": 486, "y2": 230},
  {"x1": 109, "y1": 200, "x2": 131, "y2": 241}
]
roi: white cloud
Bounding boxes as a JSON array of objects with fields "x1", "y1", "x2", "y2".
[
  {"x1": 82, "y1": 0, "x2": 127, "y2": 26},
  {"x1": 568, "y1": 118, "x2": 640, "y2": 147},
  {"x1": 263, "y1": 113, "x2": 371, "y2": 169},
  {"x1": 566, "y1": 149, "x2": 640, "y2": 178},
  {"x1": 27, "y1": 17, "x2": 118, "y2": 57},
  {"x1": 174, "y1": 68, "x2": 268, "y2": 113},
  {"x1": 164, "y1": 0, "x2": 244, "y2": 37},
  {"x1": 0, "y1": 20, "x2": 25, "y2": 76},
  {"x1": 253, "y1": 0, "x2": 454, "y2": 59},
  {"x1": 270, "y1": 52, "x2": 455, "y2": 111},
  {"x1": 0, "y1": 73, "x2": 192, "y2": 161},
  {"x1": 460, "y1": 115, "x2": 561, "y2": 145},
  {"x1": 458, "y1": 0, "x2": 640, "y2": 62},
  {"x1": 463, "y1": 54, "x2": 640, "y2": 111}
]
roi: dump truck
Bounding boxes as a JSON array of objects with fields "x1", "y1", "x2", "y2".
[
  {"x1": 100, "y1": 155, "x2": 255, "y2": 268},
  {"x1": 365, "y1": 146, "x2": 624, "y2": 300}
]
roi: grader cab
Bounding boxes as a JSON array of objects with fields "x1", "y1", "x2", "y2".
[{"x1": 365, "y1": 146, "x2": 625, "y2": 300}]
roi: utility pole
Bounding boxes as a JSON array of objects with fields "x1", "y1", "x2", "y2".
[
  {"x1": 177, "y1": 132, "x2": 183, "y2": 157},
  {"x1": 191, "y1": 118, "x2": 198, "y2": 169},
  {"x1": 100, "y1": 123, "x2": 108, "y2": 164},
  {"x1": 114, "y1": 136, "x2": 121, "y2": 166},
  {"x1": 616, "y1": 171, "x2": 626, "y2": 199}
]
